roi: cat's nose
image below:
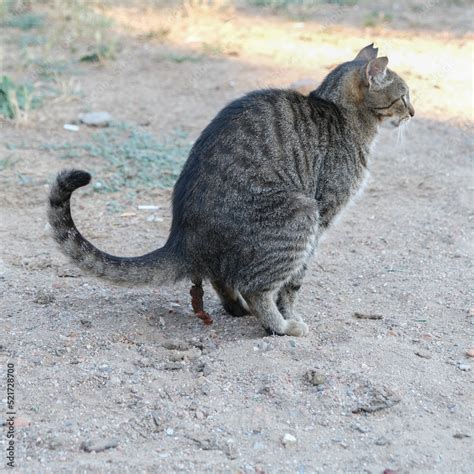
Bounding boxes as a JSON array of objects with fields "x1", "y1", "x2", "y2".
[{"x1": 408, "y1": 103, "x2": 415, "y2": 117}]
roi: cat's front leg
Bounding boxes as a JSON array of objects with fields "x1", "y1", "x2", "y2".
[
  {"x1": 245, "y1": 291, "x2": 309, "y2": 337},
  {"x1": 277, "y1": 265, "x2": 307, "y2": 322}
]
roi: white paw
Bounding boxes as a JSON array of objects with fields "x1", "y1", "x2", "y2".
[
  {"x1": 285, "y1": 320, "x2": 309, "y2": 337},
  {"x1": 289, "y1": 313, "x2": 304, "y2": 322}
]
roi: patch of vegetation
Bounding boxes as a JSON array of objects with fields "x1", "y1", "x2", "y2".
[
  {"x1": 79, "y1": 42, "x2": 118, "y2": 62},
  {"x1": 0, "y1": 75, "x2": 41, "y2": 119},
  {"x1": 201, "y1": 41, "x2": 226, "y2": 56},
  {"x1": 0, "y1": 155, "x2": 17, "y2": 171},
  {"x1": 27, "y1": 58, "x2": 73, "y2": 79},
  {"x1": 200, "y1": 41, "x2": 239, "y2": 58},
  {"x1": 19, "y1": 33, "x2": 46, "y2": 47},
  {"x1": 248, "y1": 0, "x2": 292, "y2": 7},
  {"x1": 79, "y1": 31, "x2": 117, "y2": 63},
  {"x1": 2, "y1": 12, "x2": 44, "y2": 30},
  {"x1": 139, "y1": 27, "x2": 171, "y2": 42},
  {"x1": 43, "y1": 122, "x2": 192, "y2": 192},
  {"x1": 324, "y1": 0, "x2": 358, "y2": 5},
  {"x1": 363, "y1": 11, "x2": 392, "y2": 27},
  {"x1": 164, "y1": 53, "x2": 202, "y2": 63},
  {"x1": 248, "y1": 0, "x2": 357, "y2": 8},
  {"x1": 246, "y1": 0, "x2": 358, "y2": 20}
]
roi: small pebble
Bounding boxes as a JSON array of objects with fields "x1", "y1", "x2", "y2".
[
  {"x1": 146, "y1": 215, "x2": 164, "y2": 222},
  {"x1": 354, "y1": 312, "x2": 383, "y2": 320},
  {"x1": 33, "y1": 289, "x2": 55, "y2": 305},
  {"x1": 305, "y1": 370, "x2": 326, "y2": 386},
  {"x1": 165, "y1": 427, "x2": 174, "y2": 436},
  {"x1": 162, "y1": 340, "x2": 191, "y2": 351},
  {"x1": 254, "y1": 341, "x2": 272, "y2": 352},
  {"x1": 453, "y1": 433, "x2": 471, "y2": 439},
  {"x1": 78, "y1": 111, "x2": 111, "y2": 127},
  {"x1": 457, "y1": 363, "x2": 471, "y2": 371},
  {"x1": 415, "y1": 350, "x2": 431, "y2": 359},
  {"x1": 282, "y1": 433, "x2": 297, "y2": 446},
  {"x1": 197, "y1": 362, "x2": 212, "y2": 377},
  {"x1": 351, "y1": 423, "x2": 369, "y2": 433},
  {"x1": 135, "y1": 357, "x2": 153, "y2": 368},
  {"x1": 465, "y1": 349, "x2": 474, "y2": 358},
  {"x1": 168, "y1": 351, "x2": 186, "y2": 362},
  {"x1": 375, "y1": 436, "x2": 390, "y2": 446},
  {"x1": 80, "y1": 438, "x2": 118, "y2": 453},
  {"x1": 14, "y1": 416, "x2": 31, "y2": 428},
  {"x1": 63, "y1": 123, "x2": 79, "y2": 132},
  {"x1": 138, "y1": 205, "x2": 160, "y2": 210},
  {"x1": 224, "y1": 438, "x2": 238, "y2": 459},
  {"x1": 151, "y1": 411, "x2": 163, "y2": 429},
  {"x1": 163, "y1": 362, "x2": 183, "y2": 371}
]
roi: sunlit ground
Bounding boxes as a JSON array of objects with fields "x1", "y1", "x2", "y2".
[{"x1": 100, "y1": 2, "x2": 473, "y2": 124}]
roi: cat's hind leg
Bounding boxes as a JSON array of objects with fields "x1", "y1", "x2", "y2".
[
  {"x1": 244, "y1": 291, "x2": 309, "y2": 337},
  {"x1": 212, "y1": 280, "x2": 250, "y2": 317}
]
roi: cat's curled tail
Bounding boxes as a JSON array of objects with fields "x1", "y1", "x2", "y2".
[{"x1": 47, "y1": 169, "x2": 182, "y2": 285}]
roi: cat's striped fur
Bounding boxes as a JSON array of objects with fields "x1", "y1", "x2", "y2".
[{"x1": 48, "y1": 44, "x2": 414, "y2": 336}]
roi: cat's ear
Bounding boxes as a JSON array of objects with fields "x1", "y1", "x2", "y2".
[
  {"x1": 354, "y1": 43, "x2": 378, "y2": 61},
  {"x1": 364, "y1": 56, "x2": 389, "y2": 87}
]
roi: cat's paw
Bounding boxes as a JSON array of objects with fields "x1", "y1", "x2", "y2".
[
  {"x1": 284, "y1": 320, "x2": 309, "y2": 337},
  {"x1": 287, "y1": 313, "x2": 304, "y2": 322}
]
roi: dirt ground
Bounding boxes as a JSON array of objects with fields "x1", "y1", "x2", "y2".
[{"x1": 0, "y1": 1, "x2": 473, "y2": 472}]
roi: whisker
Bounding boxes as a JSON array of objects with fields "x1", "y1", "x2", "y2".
[{"x1": 397, "y1": 118, "x2": 409, "y2": 161}]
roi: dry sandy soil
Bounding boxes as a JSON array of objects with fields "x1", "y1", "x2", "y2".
[{"x1": 0, "y1": 1, "x2": 473, "y2": 472}]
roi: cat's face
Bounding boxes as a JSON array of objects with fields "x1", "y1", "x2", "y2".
[
  {"x1": 361, "y1": 57, "x2": 415, "y2": 127},
  {"x1": 320, "y1": 44, "x2": 415, "y2": 128}
]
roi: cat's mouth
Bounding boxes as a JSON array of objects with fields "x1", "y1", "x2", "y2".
[{"x1": 389, "y1": 115, "x2": 411, "y2": 128}]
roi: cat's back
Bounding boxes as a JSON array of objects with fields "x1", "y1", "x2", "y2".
[{"x1": 192, "y1": 88, "x2": 312, "y2": 153}]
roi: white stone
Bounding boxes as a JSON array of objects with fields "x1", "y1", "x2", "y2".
[{"x1": 282, "y1": 433, "x2": 297, "y2": 446}]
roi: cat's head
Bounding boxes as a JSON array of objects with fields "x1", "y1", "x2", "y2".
[{"x1": 316, "y1": 44, "x2": 414, "y2": 127}]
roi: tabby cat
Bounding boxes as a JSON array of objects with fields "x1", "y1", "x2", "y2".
[{"x1": 48, "y1": 44, "x2": 414, "y2": 337}]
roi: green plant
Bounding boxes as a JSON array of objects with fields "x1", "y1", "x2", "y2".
[
  {"x1": 43, "y1": 122, "x2": 192, "y2": 192},
  {"x1": 3, "y1": 12, "x2": 44, "y2": 30},
  {"x1": 0, "y1": 75, "x2": 41, "y2": 119},
  {"x1": 0, "y1": 155, "x2": 17, "y2": 171}
]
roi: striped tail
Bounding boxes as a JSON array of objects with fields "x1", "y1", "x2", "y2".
[{"x1": 47, "y1": 169, "x2": 182, "y2": 285}]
